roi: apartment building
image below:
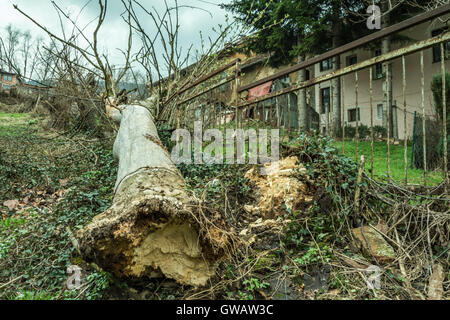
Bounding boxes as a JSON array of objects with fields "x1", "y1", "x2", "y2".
[{"x1": 314, "y1": 18, "x2": 450, "y2": 140}]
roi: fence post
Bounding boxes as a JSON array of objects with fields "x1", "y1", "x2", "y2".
[
  {"x1": 354, "y1": 155, "x2": 365, "y2": 221},
  {"x1": 385, "y1": 61, "x2": 391, "y2": 180},
  {"x1": 441, "y1": 42, "x2": 448, "y2": 190},
  {"x1": 341, "y1": 76, "x2": 345, "y2": 154},
  {"x1": 175, "y1": 96, "x2": 180, "y2": 129},
  {"x1": 288, "y1": 93, "x2": 291, "y2": 139},
  {"x1": 420, "y1": 50, "x2": 427, "y2": 186},
  {"x1": 327, "y1": 85, "x2": 331, "y2": 136},
  {"x1": 235, "y1": 59, "x2": 240, "y2": 130},
  {"x1": 355, "y1": 71, "x2": 359, "y2": 164},
  {"x1": 370, "y1": 65, "x2": 374, "y2": 179},
  {"x1": 402, "y1": 55, "x2": 408, "y2": 185},
  {"x1": 411, "y1": 111, "x2": 416, "y2": 169}
]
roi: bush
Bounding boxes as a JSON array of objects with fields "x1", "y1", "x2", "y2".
[
  {"x1": 334, "y1": 124, "x2": 371, "y2": 139},
  {"x1": 373, "y1": 125, "x2": 387, "y2": 138},
  {"x1": 417, "y1": 72, "x2": 450, "y2": 170},
  {"x1": 431, "y1": 72, "x2": 450, "y2": 126},
  {"x1": 412, "y1": 117, "x2": 442, "y2": 170}
]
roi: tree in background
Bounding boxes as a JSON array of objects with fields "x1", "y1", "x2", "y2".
[
  {"x1": 222, "y1": 0, "x2": 331, "y2": 67},
  {"x1": 0, "y1": 24, "x2": 52, "y2": 84}
]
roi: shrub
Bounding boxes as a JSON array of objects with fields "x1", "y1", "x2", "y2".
[
  {"x1": 334, "y1": 124, "x2": 371, "y2": 139},
  {"x1": 373, "y1": 125, "x2": 387, "y2": 138},
  {"x1": 431, "y1": 72, "x2": 450, "y2": 126},
  {"x1": 412, "y1": 117, "x2": 442, "y2": 170}
]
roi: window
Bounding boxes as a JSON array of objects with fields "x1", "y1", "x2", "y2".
[
  {"x1": 280, "y1": 74, "x2": 290, "y2": 85},
  {"x1": 7, "y1": 76, "x2": 12, "y2": 82},
  {"x1": 346, "y1": 55, "x2": 357, "y2": 66},
  {"x1": 432, "y1": 28, "x2": 450, "y2": 63},
  {"x1": 219, "y1": 72, "x2": 227, "y2": 93},
  {"x1": 376, "y1": 104, "x2": 383, "y2": 120},
  {"x1": 320, "y1": 58, "x2": 333, "y2": 72},
  {"x1": 320, "y1": 87, "x2": 330, "y2": 114},
  {"x1": 3, "y1": 84, "x2": 11, "y2": 90},
  {"x1": 373, "y1": 49, "x2": 383, "y2": 79},
  {"x1": 2, "y1": 75, "x2": 6, "y2": 81},
  {"x1": 305, "y1": 69, "x2": 310, "y2": 81},
  {"x1": 348, "y1": 108, "x2": 360, "y2": 122}
]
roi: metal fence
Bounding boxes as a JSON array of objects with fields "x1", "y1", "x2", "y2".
[
  {"x1": 170, "y1": 59, "x2": 239, "y2": 132},
  {"x1": 170, "y1": 4, "x2": 450, "y2": 189}
]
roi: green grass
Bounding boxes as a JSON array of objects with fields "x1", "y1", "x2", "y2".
[
  {"x1": 0, "y1": 112, "x2": 27, "y2": 119},
  {"x1": 331, "y1": 140, "x2": 444, "y2": 185},
  {"x1": 0, "y1": 112, "x2": 36, "y2": 136}
]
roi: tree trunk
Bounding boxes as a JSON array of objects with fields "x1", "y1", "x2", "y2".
[
  {"x1": 381, "y1": 0, "x2": 398, "y2": 140},
  {"x1": 331, "y1": 1, "x2": 342, "y2": 136},
  {"x1": 297, "y1": 53, "x2": 309, "y2": 131},
  {"x1": 77, "y1": 101, "x2": 217, "y2": 286}
]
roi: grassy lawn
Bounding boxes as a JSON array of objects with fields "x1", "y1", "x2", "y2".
[
  {"x1": 0, "y1": 112, "x2": 27, "y2": 118},
  {"x1": 0, "y1": 112, "x2": 37, "y2": 137},
  {"x1": 331, "y1": 140, "x2": 444, "y2": 185}
]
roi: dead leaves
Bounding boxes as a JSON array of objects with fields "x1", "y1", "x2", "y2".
[
  {"x1": 3, "y1": 200, "x2": 19, "y2": 211},
  {"x1": 59, "y1": 178, "x2": 69, "y2": 187},
  {"x1": 427, "y1": 263, "x2": 445, "y2": 300},
  {"x1": 1, "y1": 186, "x2": 69, "y2": 215}
]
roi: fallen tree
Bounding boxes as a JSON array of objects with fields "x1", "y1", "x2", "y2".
[{"x1": 76, "y1": 99, "x2": 220, "y2": 286}]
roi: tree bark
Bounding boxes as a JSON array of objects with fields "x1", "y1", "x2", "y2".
[
  {"x1": 381, "y1": 0, "x2": 398, "y2": 140},
  {"x1": 297, "y1": 54, "x2": 310, "y2": 131},
  {"x1": 331, "y1": 1, "x2": 342, "y2": 136},
  {"x1": 77, "y1": 100, "x2": 217, "y2": 286}
]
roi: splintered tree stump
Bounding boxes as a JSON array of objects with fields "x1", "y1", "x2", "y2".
[{"x1": 77, "y1": 101, "x2": 216, "y2": 286}]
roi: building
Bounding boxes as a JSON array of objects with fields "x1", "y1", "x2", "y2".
[
  {"x1": 314, "y1": 18, "x2": 450, "y2": 140},
  {"x1": 0, "y1": 70, "x2": 17, "y2": 92},
  {"x1": 231, "y1": 18, "x2": 449, "y2": 141}
]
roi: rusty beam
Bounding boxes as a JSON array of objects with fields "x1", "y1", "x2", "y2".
[
  {"x1": 165, "y1": 58, "x2": 240, "y2": 105},
  {"x1": 177, "y1": 75, "x2": 235, "y2": 105}
]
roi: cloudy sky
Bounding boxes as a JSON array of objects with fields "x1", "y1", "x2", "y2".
[{"x1": 0, "y1": 0, "x2": 235, "y2": 76}]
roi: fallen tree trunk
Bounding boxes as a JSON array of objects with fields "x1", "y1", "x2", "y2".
[{"x1": 76, "y1": 99, "x2": 217, "y2": 286}]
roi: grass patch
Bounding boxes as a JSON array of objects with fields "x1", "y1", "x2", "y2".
[
  {"x1": 0, "y1": 112, "x2": 28, "y2": 119},
  {"x1": 331, "y1": 140, "x2": 444, "y2": 185}
]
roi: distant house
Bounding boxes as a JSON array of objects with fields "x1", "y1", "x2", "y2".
[{"x1": 0, "y1": 70, "x2": 17, "y2": 92}]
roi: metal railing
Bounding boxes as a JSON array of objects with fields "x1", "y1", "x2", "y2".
[
  {"x1": 171, "y1": 58, "x2": 240, "y2": 132},
  {"x1": 169, "y1": 4, "x2": 450, "y2": 188}
]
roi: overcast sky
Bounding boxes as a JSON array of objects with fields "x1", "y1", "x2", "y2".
[{"x1": 0, "y1": 0, "x2": 235, "y2": 76}]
